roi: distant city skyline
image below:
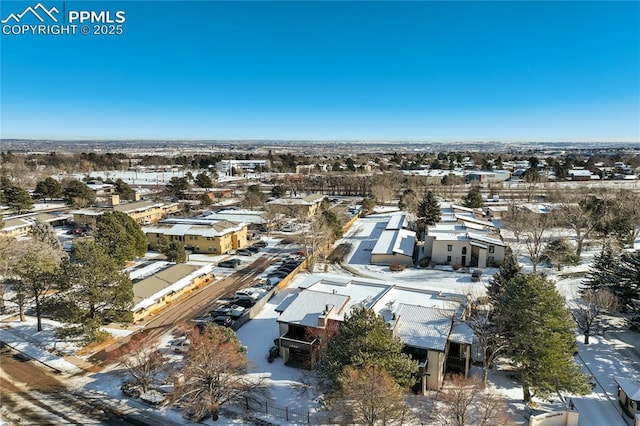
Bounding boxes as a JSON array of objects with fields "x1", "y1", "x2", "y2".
[{"x1": 1, "y1": 1, "x2": 639, "y2": 142}]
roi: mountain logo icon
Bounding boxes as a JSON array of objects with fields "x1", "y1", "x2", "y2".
[{"x1": 1, "y1": 3, "x2": 59, "y2": 24}]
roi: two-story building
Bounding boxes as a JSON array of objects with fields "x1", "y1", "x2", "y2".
[
  {"x1": 142, "y1": 218, "x2": 248, "y2": 255},
  {"x1": 274, "y1": 275, "x2": 473, "y2": 393},
  {"x1": 267, "y1": 194, "x2": 326, "y2": 218},
  {"x1": 71, "y1": 200, "x2": 181, "y2": 229},
  {"x1": 423, "y1": 204, "x2": 506, "y2": 268}
]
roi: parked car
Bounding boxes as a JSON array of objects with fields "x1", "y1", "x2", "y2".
[
  {"x1": 236, "y1": 249, "x2": 253, "y2": 256},
  {"x1": 246, "y1": 246, "x2": 260, "y2": 253},
  {"x1": 253, "y1": 240, "x2": 268, "y2": 248},
  {"x1": 268, "y1": 271, "x2": 289, "y2": 279},
  {"x1": 232, "y1": 297, "x2": 256, "y2": 308},
  {"x1": 471, "y1": 269, "x2": 483, "y2": 282},
  {"x1": 212, "y1": 315, "x2": 234, "y2": 327},
  {"x1": 218, "y1": 258, "x2": 242, "y2": 268},
  {"x1": 210, "y1": 304, "x2": 245, "y2": 318},
  {"x1": 234, "y1": 289, "x2": 261, "y2": 300},
  {"x1": 171, "y1": 338, "x2": 191, "y2": 353}
]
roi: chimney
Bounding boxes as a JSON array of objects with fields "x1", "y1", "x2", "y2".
[{"x1": 110, "y1": 194, "x2": 120, "y2": 206}]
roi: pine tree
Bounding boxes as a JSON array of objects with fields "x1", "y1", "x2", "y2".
[
  {"x1": 94, "y1": 211, "x2": 147, "y2": 266},
  {"x1": 541, "y1": 238, "x2": 579, "y2": 271},
  {"x1": 4, "y1": 186, "x2": 34, "y2": 214},
  {"x1": 583, "y1": 244, "x2": 619, "y2": 293},
  {"x1": 493, "y1": 274, "x2": 591, "y2": 403},
  {"x1": 488, "y1": 251, "x2": 522, "y2": 304},
  {"x1": 34, "y1": 177, "x2": 63, "y2": 201},
  {"x1": 31, "y1": 219, "x2": 62, "y2": 251},
  {"x1": 315, "y1": 306, "x2": 418, "y2": 393},
  {"x1": 416, "y1": 190, "x2": 441, "y2": 239},
  {"x1": 164, "y1": 241, "x2": 187, "y2": 263},
  {"x1": 462, "y1": 185, "x2": 483, "y2": 209},
  {"x1": 617, "y1": 251, "x2": 640, "y2": 327}
]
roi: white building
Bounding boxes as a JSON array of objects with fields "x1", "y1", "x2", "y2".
[{"x1": 215, "y1": 159, "x2": 269, "y2": 176}]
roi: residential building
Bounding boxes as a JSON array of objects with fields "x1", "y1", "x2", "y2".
[
  {"x1": 0, "y1": 212, "x2": 71, "y2": 238},
  {"x1": 615, "y1": 377, "x2": 640, "y2": 418},
  {"x1": 215, "y1": 159, "x2": 269, "y2": 176},
  {"x1": 423, "y1": 204, "x2": 506, "y2": 267},
  {"x1": 71, "y1": 200, "x2": 180, "y2": 229},
  {"x1": 370, "y1": 214, "x2": 415, "y2": 266},
  {"x1": 130, "y1": 262, "x2": 214, "y2": 321},
  {"x1": 274, "y1": 274, "x2": 473, "y2": 392},
  {"x1": 267, "y1": 194, "x2": 326, "y2": 218},
  {"x1": 142, "y1": 218, "x2": 249, "y2": 254}
]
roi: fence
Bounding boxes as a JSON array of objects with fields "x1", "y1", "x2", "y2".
[{"x1": 245, "y1": 397, "x2": 338, "y2": 425}]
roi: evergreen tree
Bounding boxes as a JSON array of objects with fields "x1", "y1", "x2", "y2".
[
  {"x1": 493, "y1": 274, "x2": 591, "y2": 403},
  {"x1": 166, "y1": 176, "x2": 190, "y2": 197},
  {"x1": 416, "y1": 190, "x2": 441, "y2": 239},
  {"x1": 34, "y1": 177, "x2": 63, "y2": 201},
  {"x1": 583, "y1": 244, "x2": 619, "y2": 293},
  {"x1": 31, "y1": 219, "x2": 62, "y2": 251},
  {"x1": 53, "y1": 241, "x2": 134, "y2": 342},
  {"x1": 63, "y1": 179, "x2": 96, "y2": 208},
  {"x1": 110, "y1": 178, "x2": 136, "y2": 200},
  {"x1": 194, "y1": 172, "x2": 213, "y2": 189},
  {"x1": 488, "y1": 251, "x2": 522, "y2": 304},
  {"x1": 94, "y1": 211, "x2": 147, "y2": 266},
  {"x1": 617, "y1": 251, "x2": 640, "y2": 326},
  {"x1": 164, "y1": 241, "x2": 187, "y2": 263},
  {"x1": 315, "y1": 306, "x2": 418, "y2": 393},
  {"x1": 541, "y1": 238, "x2": 579, "y2": 271},
  {"x1": 4, "y1": 186, "x2": 34, "y2": 213},
  {"x1": 462, "y1": 185, "x2": 483, "y2": 209}
]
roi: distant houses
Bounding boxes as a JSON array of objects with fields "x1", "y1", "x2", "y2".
[{"x1": 267, "y1": 194, "x2": 326, "y2": 218}]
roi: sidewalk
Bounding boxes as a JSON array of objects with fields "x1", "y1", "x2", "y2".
[{"x1": 0, "y1": 327, "x2": 82, "y2": 374}]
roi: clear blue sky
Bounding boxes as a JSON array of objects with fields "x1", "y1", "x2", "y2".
[{"x1": 1, "y1": 1, "x2": 639, "y2": 141}]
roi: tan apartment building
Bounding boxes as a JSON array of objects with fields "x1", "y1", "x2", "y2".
[
  {"x1": 267, "y1": 193, "x2": 326, "y2": 218},
  {"x1": 131, "y1": 263, "x2": 214, "y2": 321},
  {"x1": 142, "y1": 220, "x2": 248, "y2": 254},
  {"x1": 71, "y1": 200, "x2": 180, "y2": 229}
]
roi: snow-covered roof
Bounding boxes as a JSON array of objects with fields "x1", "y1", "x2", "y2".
[
  {"x1": 394, "y1": 304, "x2": 454, "y2": 351},
  {"x1": 142, "y1": 220, "x2": 247, "y2": 238},
  {"x1": 276, "y1": 290, "x2": 350, "y2": 327},
  {"x1": 615, "y1": 377, "x2": 640, "y2": 401},
  {"x1": 449, "y1": 322, "x2": 474, "y2": 345},
  {"x1": 268, "y1": 193, "x2": 325, "y2": 206},
  {"x1": 386, "y1": 214, "x2": 406, "y2": 230},
  {"x1": 371, "y1": 229, "x2": 415, "y2": 257},
  {"x1": 71, "y1": 209, "x2": 103, "y2": 216},
  {"x1": 467, "y1": 232, "x2": 505, "y2": 247},
  {"x1": 132, "y1": 263, "x2": 213, "y2": 312},
  {"x1": 455, "y1": 214, "x2": 496, "y2": 229},
  {"x1": 113, "y1": 200, "x2": 176, "y2": 213}
]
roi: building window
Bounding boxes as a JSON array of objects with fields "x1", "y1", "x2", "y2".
[
  {"x1": 489, "y1": 246, "x2": 495, "y2": 253},
  {"x1": 462, "y1": 247, "x2": 467, "y2": 255},
  {"x1": 447, "y1": 256, "x2": 452, "y2": 262},
  {"x1": 488, "y1": 256, "x2": 495, "y2": 263},
  {"x1": 447, "y1": 245, "x2": 453, "y2": 252}
]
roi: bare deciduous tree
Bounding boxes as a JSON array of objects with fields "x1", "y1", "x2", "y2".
[
  {"x1": 571, "y1": 289, "x2": 619, "y2": 344},
  {"x1": 170, "y1": 325, "x2": 266, "y2": 422},
  {"x1": 467, "y1": 307, "x2": 508, "y2": 388},
  {"x1": 120, "y1": 336, "x2": 172, "y2": 393},
  {"x1": 428, "y1": 375, "x2": 512, "y2": 426},
  {"x1": 333, "y1": 365, "x2": 410, "y2": 426}
]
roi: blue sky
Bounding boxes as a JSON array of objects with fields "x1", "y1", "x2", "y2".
[{"x1": 1, "y1": 1, "x2": 639, "y2": 141}]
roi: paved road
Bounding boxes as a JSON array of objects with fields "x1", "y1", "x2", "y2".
[
  {"x1": 0, "y1": 347, "x2": 172, "y2": 425},
  {"x1": 90, "y1": 252, "x2": 280, "y2": 365}
]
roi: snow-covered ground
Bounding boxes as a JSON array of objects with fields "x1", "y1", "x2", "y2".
[{"x1": 2, "y1": 214, "x2": 640, "y2": 425}]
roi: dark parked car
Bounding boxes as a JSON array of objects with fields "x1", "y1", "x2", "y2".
[
  {"x1": 253, "y1": 240, "x2": 268, "y2": 248},
  {"x1": 218, "y1": 258, "x2": 242, "y2": 268},
  {"x1": 232, "y1": 297, "x2": 256, "y2": 308},
  {"x1": 212, "y1": 315, "x2": 234, "y2": 327},
  {"x1": 246, "y1": 246, "x2": 260, "y2": 253},
  {"x1": 236, "y1": 249, "x2": 253, "y2": 256},
  {"x1": 471, "y1": 269, "x2": 483, "y2": 282}
]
